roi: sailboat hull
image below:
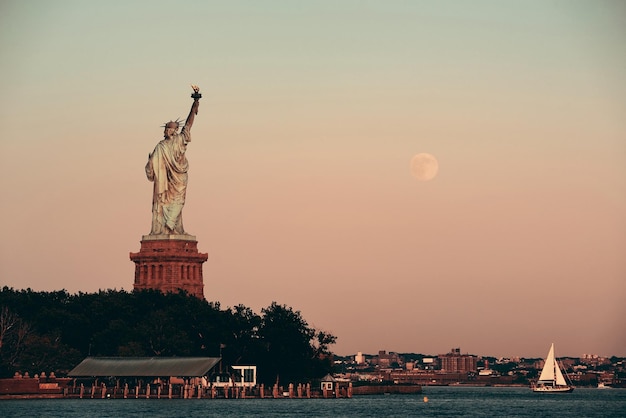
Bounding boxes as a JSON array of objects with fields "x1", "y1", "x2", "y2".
[{"x1": 532, "y1": 385, "x2": 574, "y2": 393}]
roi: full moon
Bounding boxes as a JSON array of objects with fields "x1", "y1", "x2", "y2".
[{"x1": 410, "y1": 153, "x2": 439, "y2": 181}]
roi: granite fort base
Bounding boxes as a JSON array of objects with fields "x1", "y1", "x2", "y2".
[{"x1": 130, "y1": 235, "x2": 208, "y2": 299}]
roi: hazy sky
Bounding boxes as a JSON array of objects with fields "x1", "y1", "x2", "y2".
[{"x1": 1, "y1": 1, "x2": 624, "y2": 358}]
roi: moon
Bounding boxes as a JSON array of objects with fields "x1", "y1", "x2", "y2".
[{"x1": 410, "y1": 153, "x2": 439, "y2": 181}]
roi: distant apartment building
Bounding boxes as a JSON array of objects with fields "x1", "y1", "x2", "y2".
[
  {"x1": 371, "y1": 351, "x2": 402, "y2": 368},
  {"x1": 439, "y1": 348, "x2": 477, "y2": 373},
  {"x1": 581, "y1": 354, "x2": 611, "y2": 367}
]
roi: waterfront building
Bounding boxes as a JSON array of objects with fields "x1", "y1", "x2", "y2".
[{"x1": 439, "y1": 348, "x2": 478, "y2": 373}]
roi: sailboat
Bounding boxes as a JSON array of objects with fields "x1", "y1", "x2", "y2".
[{"x1": 532, "y1": 343, "x2": 574, "y2": 393}]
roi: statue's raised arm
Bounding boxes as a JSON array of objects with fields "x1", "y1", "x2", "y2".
[{"x1": 182, "y1": 85, "x2": 201, "y2": 133}]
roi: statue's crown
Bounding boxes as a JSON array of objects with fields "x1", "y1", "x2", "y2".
[{"x1": 162, "y1": 118, "x2": 182, "y2": 129}]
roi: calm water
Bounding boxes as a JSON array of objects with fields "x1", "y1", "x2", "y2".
[{"x1": 1, "y1": 387, "x2": 624, "y2": 417}]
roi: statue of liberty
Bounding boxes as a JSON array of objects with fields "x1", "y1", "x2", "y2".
[{"x1": 145, "y1": 85, "x2": 201, "y2": 235}]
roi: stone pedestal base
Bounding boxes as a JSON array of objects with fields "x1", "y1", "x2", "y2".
[{"x1": 130, "y1": 235, "x2": 208, "y2": 299}]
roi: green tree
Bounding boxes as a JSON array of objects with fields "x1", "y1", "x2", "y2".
[
  {"x1": 256, "y1": 302, "x2": 335, "y2": 385},
  {"x1": 222, "y1": 304, "x2": 262, "y2": 366},
  {"x1": 0, "y1": 306, "x2": 30, "y2": 376}
]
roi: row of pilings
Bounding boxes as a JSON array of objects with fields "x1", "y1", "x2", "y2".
[{"x1": 65, "y1": 382, "x2": 354, "y2": 399}]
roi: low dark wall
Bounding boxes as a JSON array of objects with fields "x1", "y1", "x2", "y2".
[
  {"x1": 0, "y1": 378, "x2": 39, "y2": 394},
  {"x1": 351, "y1": 385, "x2": 422, "y2": 395},
  {"x1": 0, "y1": 378, "x2": 71, "y2": 395}
]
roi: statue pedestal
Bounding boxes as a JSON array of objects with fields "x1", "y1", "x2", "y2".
[{"x1": 130, "y1": 235, "x2": 208, "y2": 299}]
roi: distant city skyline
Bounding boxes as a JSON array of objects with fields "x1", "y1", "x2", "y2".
[
  {"x1": 1, "y1": 1, "x2": 624, "y2": 359},
  {"x1": 338, "y1": 347, "x2": 623, "y2": 359}
]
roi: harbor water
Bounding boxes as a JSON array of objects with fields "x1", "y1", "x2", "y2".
[{"x1": 1, "y1": 386, "x2": 624, "y2": 417}]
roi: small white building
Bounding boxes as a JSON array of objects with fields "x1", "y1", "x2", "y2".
[
  {"x1": 211, "y1": 365, "x2": 257, "y2": 388},
  {"x1": 320, "y1": 373, "x2": 336, "y2": 392}
]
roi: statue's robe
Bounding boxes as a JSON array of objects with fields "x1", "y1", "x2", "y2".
[{"x1": 145, "y1": 127, "x2": 191, "y2": 235}]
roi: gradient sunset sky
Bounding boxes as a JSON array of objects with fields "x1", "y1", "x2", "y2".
[{"x1": 1, "y1": 1, "x2": 624, "y2": 358}]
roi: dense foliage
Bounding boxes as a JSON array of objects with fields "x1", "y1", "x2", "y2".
[{"x1": 0, "y1": 287, "x2": 336, "y2": 384}]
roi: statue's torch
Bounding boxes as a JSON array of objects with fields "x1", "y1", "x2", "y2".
[{"x1": 191, "y1": 84, "x2": 202, "y2": 100}]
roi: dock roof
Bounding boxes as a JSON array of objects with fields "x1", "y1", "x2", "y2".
[{"x1": 68, "y1": 357, "x2": 221, "y2": 377}]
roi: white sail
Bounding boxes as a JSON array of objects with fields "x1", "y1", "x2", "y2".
[
  {"x1": 555, "y1": 360, "x2": 567, "y2": 386},
  {"x1": 538, "y1": 343, "x2": 556, "y2": 382}
]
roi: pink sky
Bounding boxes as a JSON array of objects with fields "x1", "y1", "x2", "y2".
[{"x1": 1, "y1": 1, "x2": 624, "y2": 358}]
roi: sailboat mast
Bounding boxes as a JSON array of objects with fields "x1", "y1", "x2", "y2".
[{"x1": 552, "y1": 349, "x2": 557, "y2": 386}]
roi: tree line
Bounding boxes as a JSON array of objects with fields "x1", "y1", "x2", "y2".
[{"x1": 0, "y1": 287, "x2": 336, "y2": 385}]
